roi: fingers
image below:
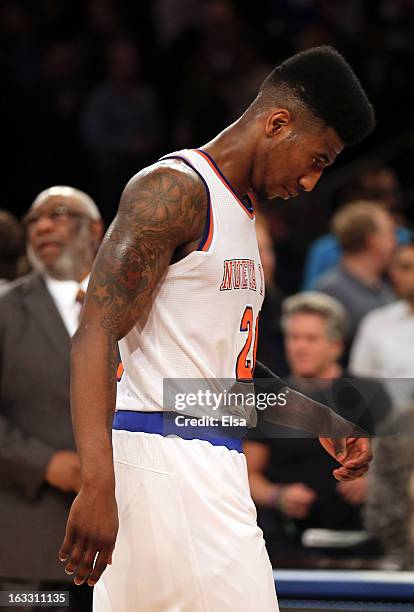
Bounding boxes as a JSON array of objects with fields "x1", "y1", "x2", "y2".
[
  {"x1": 60, "y1": 538, "x2": 113, "y2": 587},
  {"x1": 73, "y1": 547, "x2": 98, "y2": 585},
  {"x1": 59, "y1": 525, "x2": 75, "y2": 563},
  {"x1": 332, "y1": 438, "x2": 347, "y2": 461},
  {"x1": 343, "y1": 438, "x2": 372, "y2": 470},
  {"x1": 333, "y1": 464, "x2": 369, "y2": 482},
  {"x1": 319, "y1": 437, "x2": 347, "y2": 462},
  {"x1": 86, "y1": 548, "x2": 114, "y2": 586},
  {"x1": 63, "y1": 541, "x2": 87, "y2": 577}
]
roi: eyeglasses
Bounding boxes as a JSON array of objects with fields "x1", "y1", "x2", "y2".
[{"x1": 23, "y1": 205, "x2": 88, "y2": 229}]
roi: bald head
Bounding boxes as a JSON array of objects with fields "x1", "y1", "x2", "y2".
[
  {"x1": 25, "y1": 185, "x2": 103, "y2": 281},
  {"x1": 31, "y1": 186, "x2": 101, "y2": 220}
]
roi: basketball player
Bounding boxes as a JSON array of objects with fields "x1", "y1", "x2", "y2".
[{"x1": 59, "y1": 47, "x2": 375, "y2": 611}]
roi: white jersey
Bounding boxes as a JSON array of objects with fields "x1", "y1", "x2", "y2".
[{"x1": 116, "y1": 148, "x2": 264, "y2": 415}]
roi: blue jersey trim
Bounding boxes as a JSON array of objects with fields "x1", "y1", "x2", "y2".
[{"x1": 113, "y1": 410, "x2": 245, "y2": 452}]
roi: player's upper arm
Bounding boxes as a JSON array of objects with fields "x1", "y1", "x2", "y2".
[{"x1": 82, "y1": 162, "x2": 207, "y2": 339}]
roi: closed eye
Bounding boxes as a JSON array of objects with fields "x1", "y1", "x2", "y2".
[{"x1": 312, "y1": 158, "x2": 325, "y2": 171}]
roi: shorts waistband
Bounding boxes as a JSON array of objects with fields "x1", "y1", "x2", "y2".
[{"x1": 112, "y1": 410, "x2": 245, "y2": 452}]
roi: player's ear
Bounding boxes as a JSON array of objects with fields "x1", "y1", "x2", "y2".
[{"x1": 265, "y1": 109, "x2": 291, "y2": 138}]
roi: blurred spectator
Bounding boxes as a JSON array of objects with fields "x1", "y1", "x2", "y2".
[
  {"x1": 82, "y1": 38, "x2": 162, "y2": 220},
  {"x1": 0, "y1": 2, "x2": 40, "y2": 89},
  {"x1": 350, "y1": 241, "x2": 414, "y2": 411},
  {"x1": 0, "y1": 186, "x2": 103, "y2": 611},
  {"x1": 152, "y1": 0, "x2": 201, "y2": 48},
  {"x1": 302, "y1": 167, "x2": 412, "y2": 290},
  {"x1": 172, "y1": 1, "x2": 269, "y2": 147},
  {"x1": 245, "y1": 292, "x2": 390, "y2": 564},
  {"x1": 255, "y1": 212, "x2": 288, "y2": 376},
  {"x1": 364, "y1": 406, "x2": 414, "y2": 569},
  {"x1": 86, "y1": 0, "x2": 125, "y2": 42},
  {"x1": 0, "y1": 210, "x2": 24, "y2": 294},
  {"x1": 82, "y1": 0, "x2": 132, "y2": 80},
  {"x1": 1, "y1": 0, "x2": 414, "y2": 239},
  {"x1": 31, "y1": 40, "x2": 86, "y2": 185},
  {"x1": 315, "y1": 200, "x2": 396, "y2": 347}
]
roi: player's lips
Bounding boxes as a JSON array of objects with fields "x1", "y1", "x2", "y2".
[{"x1": 271, "y1": 186, "x2": 297, "y2": 200}]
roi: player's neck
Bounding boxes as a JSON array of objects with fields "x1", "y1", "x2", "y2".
[{"x1": 201, "y1": 120, "x2": 256, "y2": 198}]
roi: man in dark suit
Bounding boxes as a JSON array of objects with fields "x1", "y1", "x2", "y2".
[{"x1": 0, "y1": 186, "x2": 103, "y2": 611}]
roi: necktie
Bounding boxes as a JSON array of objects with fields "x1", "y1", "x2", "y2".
[
  {"x1": 75, "y1": 288, "x2": 85, "y2": 305},
  {"x1": 75, "y1": 288, "x2": 86, "y2": 322}
]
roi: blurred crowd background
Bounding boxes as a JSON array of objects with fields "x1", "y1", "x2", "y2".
[
  {"x1": 2, "y1": 0, "x2": 414, "y2": 609},
  {"x1": 2, "y1": 0, "x2": 414, "y2": 292}
]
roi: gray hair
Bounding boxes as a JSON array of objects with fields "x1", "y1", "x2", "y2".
[
  {"x1": 281, "y1": 291, "x2": 347, "y2": 341},
  {"x1": 31, "y1": 186, "x2": 101, "y2": 220}
]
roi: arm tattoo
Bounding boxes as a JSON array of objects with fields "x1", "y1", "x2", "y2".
[{"x1": 86, "y1": 162, "x2": 207, "y2": 340}]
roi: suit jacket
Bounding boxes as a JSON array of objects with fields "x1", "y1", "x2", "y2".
[{"x1": 0, "y1": 273, "x2": 77, "y2": 581}]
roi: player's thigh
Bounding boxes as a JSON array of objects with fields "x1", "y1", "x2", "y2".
[
  {"x1": 94, "y1": 432, "x2": 207, "y2": 611},
  {"x1": 94, "y1": 432, "x2": 278, "y2": 611},
  {"x1": 168, "y1": 439, "x2": 278, "y2": 611}
]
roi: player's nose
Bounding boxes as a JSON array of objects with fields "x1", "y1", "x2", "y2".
[{"x1": 298, "y1": 170, "x2": 323, "y2": 193}]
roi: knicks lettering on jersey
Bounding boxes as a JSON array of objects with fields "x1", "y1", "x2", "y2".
[{"x1": 219, "y1": 259, "x2": 264, "y2": 296}]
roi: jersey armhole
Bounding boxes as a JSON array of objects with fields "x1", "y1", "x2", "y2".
[{"x1": 161, "y1": 155, "x2": 213, "y2": 252}]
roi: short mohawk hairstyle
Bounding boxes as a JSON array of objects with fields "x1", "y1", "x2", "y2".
[{"x1": 260, "y1": 46, "x2": 375, "y2": 146}]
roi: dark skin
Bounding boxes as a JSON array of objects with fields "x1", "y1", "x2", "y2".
[{"x1": 59, "y1": 108, "x2": 371, "y2": 586}]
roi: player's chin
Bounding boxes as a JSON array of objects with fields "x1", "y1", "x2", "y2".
[
  {"x1": 263, "y1": 191, "x2": 275, "y2": 200},
  {"x1": 256, "y1": 185, "x2": 282, "y2": 200},
  {"x1": 270, "y1": 186, "x2": 293, "y2": 200}
]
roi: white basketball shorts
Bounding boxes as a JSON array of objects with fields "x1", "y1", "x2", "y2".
[{"x1": 93, "y1": 429, "x2": 279, "y2": 612}]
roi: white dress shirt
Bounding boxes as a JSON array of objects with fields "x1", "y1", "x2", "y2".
[
  {"x1": 350, "y1": 300, "x2": 414, "y2": 410},
  {"x1": 44, "y1": 274, "x2": 90, "y2": 337}
]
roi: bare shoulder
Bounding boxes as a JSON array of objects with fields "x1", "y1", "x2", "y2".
[
  {"x1": 118, "y1": 158, "x2": 207, "y2": 243},
  {"x1": 84, "y1": 158, "x2": 208, "y2": 338}
]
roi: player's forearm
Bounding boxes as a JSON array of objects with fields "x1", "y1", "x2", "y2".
[
  {"x1": 70, "y1": 324, "x2": 118, "y2": 489},
  {"x1": 254, "y1": 361, "x2": 365, "y2": 437}
]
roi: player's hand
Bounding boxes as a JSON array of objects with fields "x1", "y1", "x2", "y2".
[
  {"x1": 336, "y1": 475, "x2": 367, "y2": 505},
  {"x1": 318, "y1": 437, "x2": 372, "y2": 481},
  {"x1": 45, "y1": 450, "x2": 81, "y2": 493},
  {"x1": 59, "y1": 483, "x2": 119, "y2": 587},
  {"x1": 277, "y1": 483, "x2": 316, "y2": 520}
]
